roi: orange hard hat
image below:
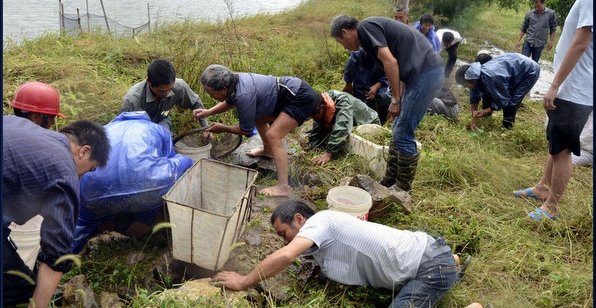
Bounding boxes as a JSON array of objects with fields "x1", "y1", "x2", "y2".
[{"x1": 11, "y1": 81, "x2": 64, "y2": 117}]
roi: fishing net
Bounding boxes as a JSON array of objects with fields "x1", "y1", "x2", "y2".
[{"x1": 174, "y1": 127, "x2": 243, "y2": 159}]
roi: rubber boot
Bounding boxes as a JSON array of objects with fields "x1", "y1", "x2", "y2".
[
  {"x1": 394, "y1": 152, "x2": 420, "y2": 192},
  {"x1": 380, "y1": 148, "x2": 399, "y2": 187}
]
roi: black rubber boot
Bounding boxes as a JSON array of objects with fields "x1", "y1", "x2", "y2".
[
  {"x1": 394, "y1": 152, "x2": 420, "y2": 192},
  {"x1": 380, "y1": 148, "x2": 399, "y2": 187}
]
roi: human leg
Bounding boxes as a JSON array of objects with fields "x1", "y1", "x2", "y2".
[
  {"x1": 529, "y1": 99, "x2": 591, "y2": 218},
  {"x1": 247, "y1": 116, "x2": 276, "y2": 158},
  {"x1": 521, "y1": 41, "x2": 532, "y2": 58},
  {"x1": 530, "y1": 45, "x2": 544, "y2": 63},
  {"x1": 3, "y1": 229, "x2": 37, "y2": 306},
  {"x1": 259, "y1": 112, "x2": 299, "y2": 196},
  {"x1": 502, "y1": 105, "x2": 519, "y2": 129},
  {"x1": 390, "y1": 67, "x2": 443, "y2": 190},
  {"x1": 390, "y1": 251, "x2": 457, "y2": 308}
]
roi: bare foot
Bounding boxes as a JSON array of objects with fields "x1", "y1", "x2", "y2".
[
  {"x1": 246, "y1": 148, "x2": 274, "y2": 159},
  {"x1": 259, "y1": 184, "x2": 291, "y2": 197}
]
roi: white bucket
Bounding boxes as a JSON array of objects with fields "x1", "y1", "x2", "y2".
[
  {"x1": 9, "y1": 215, "x2": 43, "y2": 271},
  {"x1": 175, "y1": 141, "x2": 212, "y2": 162},
  {"x1": 326, "y1": 186, "x2": 373, "y2": 220}
]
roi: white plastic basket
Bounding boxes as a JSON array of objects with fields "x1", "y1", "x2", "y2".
[{"x1": 163, "y1": 159, "x2": 258, "y2": 270}]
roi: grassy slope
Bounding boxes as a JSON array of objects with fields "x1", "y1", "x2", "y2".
[{"x1": 2, "y1": 1, "x2": 591, "y2": 307}]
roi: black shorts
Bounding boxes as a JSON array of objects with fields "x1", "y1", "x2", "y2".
[
  {"x1": 546, "y1": 98, "x2": 592, "y2": 156},
  {"x1": 274, "y1": 78, "x2": 321, "y2": 126}
]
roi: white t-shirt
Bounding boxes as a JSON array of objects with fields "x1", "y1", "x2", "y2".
[
  {"x1": 553, "y1": 0, "x2": 593, "y2": 105},
  {"x1": 436, "y1": 28, "x2": 463, "y2": 50},
  {"x1": 297, "y1": 210, "x2": 428, "y2": 290}
]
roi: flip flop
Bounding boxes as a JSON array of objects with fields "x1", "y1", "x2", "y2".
[
  {"x1": 513, "y1": 187, "x2": 544, "y2": 201},
  {"x1": 528, "y1": 207, "x2": 558, "y2": 221}
]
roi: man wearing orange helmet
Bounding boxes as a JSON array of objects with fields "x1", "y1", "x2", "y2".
[{"x1": 10, "y1": 81, "x2": 64, "y2": 129}]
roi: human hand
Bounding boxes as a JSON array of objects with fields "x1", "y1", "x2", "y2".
[
  {"x1": 547, "y1": 41, "x2": 553, "y2": 51},
  {"x1": 205, "y1": 123, "x2": 227, "y2": 133},
  {"x1": 469, "y1": 120, "x2": 478, "y2": 130},
  {"x1": 543, "y1": 85, "x2": 558, "y2": 111},
  {"x1": 388, "y1": 98, "x2": 401, "y2": 118},
  {"x1": 365, "y1": 85, "x2": 380, "y2": 100},
  {"x1": 312, "y1": 152, "x2": 332, "y2": 165},
  {"x1": 201, "y1": 131, "x2": 212, "y2": 143},
  {"x1": 213, "y1": 271, "x2": 248, "y2": 291},
  {"x1": 193, "y1": 108, "x2": 210, "y2": 121},
  {"x1": 515, "y1": 42, "x2": 521, "y2": 50},
  {"x1": 473, "y1": 108, "x2": 491, "y2": 118}
]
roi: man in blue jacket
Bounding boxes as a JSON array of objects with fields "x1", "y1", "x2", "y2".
[{"x1": 455, "y1": 53, "x2": 540, "y2": 129}]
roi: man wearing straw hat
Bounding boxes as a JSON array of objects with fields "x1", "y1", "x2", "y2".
[{"x1": 214, "y1": 200, "x2": 470, "y2": 307}]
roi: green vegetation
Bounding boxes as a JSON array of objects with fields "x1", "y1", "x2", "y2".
[{"x1": 3, "y1": 0, "x2": 592, "y2": 307}]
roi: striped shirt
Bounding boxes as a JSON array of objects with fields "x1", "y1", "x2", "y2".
[
  {"x1": 297, "y1": 210, "x2": 428, "y2": 289},
  {"x1": 2, "y1": 115, "x2": 80, "y2": 272}
]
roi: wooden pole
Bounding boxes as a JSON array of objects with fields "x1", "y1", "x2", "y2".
[
  {"x1": 86, "y1": 0, "x2": 90, "y2": 32},
  {"x1": 147, "y1": 2, "x2": 151, "y2": 32},
  {"x1": 76, "y1": 8, "x2": 82, "y2": 33},
  {"x1": 58, "y1": 0, "x2": 63, "y2": 34},
  {"x1": 99, "y1": 0, "x2": 111, "y2": 35},
  {"x1": 61, "y1": 3, "x2": 66, "y2": 34}
]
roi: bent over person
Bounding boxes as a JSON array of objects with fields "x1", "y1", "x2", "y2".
[
  {"x1": 121, "y1": 58, "x2": 209, "y2": 132},
  {"x1": 455, "y1": 53, "x2": 540, "y2": 129},
  {"x1": 330, "y1": 15, "x2": 444, "y2": 192},
  {"x1": 308, "y1": 90, "x2": 380, "y2": 165},
  {"x1": 214, "y1": 200, "x2": 460, "y2": 307},
  {"x1": 196, "y1": 65, "x2": 320, "y2": 197},
  {"x1": 3, "y1": 116, "x2": 110, "y2": 307}
]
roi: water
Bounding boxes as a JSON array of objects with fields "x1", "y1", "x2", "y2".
[{"x1": 3, "y1": 0, "x2": 304, "y2": 45}]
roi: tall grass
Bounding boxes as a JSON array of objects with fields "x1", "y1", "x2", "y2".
[{"x1": 3, "y1": 0, "x2": 592, "y2": 307}]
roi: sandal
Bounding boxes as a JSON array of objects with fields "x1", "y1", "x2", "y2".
[
  {"x1": 513, "y1": 187, "x2": 545, "y2": 201},
  {"x1": 457, "y1": 255, "x2": 472, "y2": 282},
  {"x1": 528, "y1": 207, "x2": 558, "y2": 221}
]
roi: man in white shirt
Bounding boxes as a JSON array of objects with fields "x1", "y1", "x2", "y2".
[
  {"x1": 214, "y1": 200, "x2": 463, "y2": 307},
  {"x1": 436, "y1": 28, "x2": 464, "y2": 78},
  {"x1": 514, "y1": 0, "x2": 593, "y2": 221}
]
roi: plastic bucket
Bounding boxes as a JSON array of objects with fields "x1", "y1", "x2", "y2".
[
  {"x1": 326, "y1": 186, "x2": 373, "y2": 220},
  {"x1": 8, "y1": 215, "x2": 43, "y2": 271},
  {"x1": 175, "y1": 141, "x2": 212, "y2": 161}
]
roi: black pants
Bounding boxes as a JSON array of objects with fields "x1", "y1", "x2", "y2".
[{"x1": 3, "y1": 229, "x2": 37, "y2": 307}]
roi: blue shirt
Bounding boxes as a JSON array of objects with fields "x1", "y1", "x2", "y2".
[
  {"x1": 343, "y1": 49, "x2": 390, "y2": 101},
  {"x1": 227, "y1": 73, "x2": 301, "y2": 134},
  {"x1": 470, "y1": 53, "x2": 541, "y2": 110},
  {"x1": 414, "y1": 21, "x2": 442, "y2": 53},
  {"x1": 2, "y1": 116, "x2": 80, "y2": 272}
]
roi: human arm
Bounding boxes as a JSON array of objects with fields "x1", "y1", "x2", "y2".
[
  {"x1": 204, "y1": 123, "x2": 251, "y2": 136},
  {"x1": 544, "y1": 26, "x2": 593, "y2": 110},
  {"x1": 214, "y1": 236, "x2": 314, "y2": 290},
  {"x1": 30, "y1": 262, "x2": 63, "y2": 308},
  {"x1": 376, "y1": 47, "x2": 402, "y2": 118},
  {"x1": 193, "y1": 101, "x2": 234, "y2": 121},
  {"x1": 343, "y1": 83, "x2": 354, "y2": 94},
  {"x1": 516, "y1": 14, "x2": 530, "y2": 49},
  {"x1": 547, "y1": 13, "x2": 557, "y2": 51},
  {"x1": 365, "y1": 81, "x2": 383, "y2": 100}
]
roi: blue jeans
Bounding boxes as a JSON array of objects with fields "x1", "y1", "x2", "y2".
[
  {"x1": 521, "y1": 41, "x2": 544, "y2": 63},
  {"x1": 392, "y1": 66, "x2": 444, "y2": 155},
  {"x1": 389, "y1": 242, "x2": 458, "y2": 307}
]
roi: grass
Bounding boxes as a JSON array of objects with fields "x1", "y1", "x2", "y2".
[{"x1": 3, "y1": 0, "x2": 592, "y2": 307}]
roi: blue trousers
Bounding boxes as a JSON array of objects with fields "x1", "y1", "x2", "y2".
[{"x1": 392, "y1": 66, "x2": 444, "y2": 155}]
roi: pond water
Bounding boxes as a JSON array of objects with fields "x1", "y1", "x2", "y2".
[{"x1": 3, "y1": 0, "x2": 304, "y2": 45}]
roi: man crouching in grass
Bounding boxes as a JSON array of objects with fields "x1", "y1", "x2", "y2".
[{"x1": 214, "y1": 200, "x2": 466, "y2": 307}]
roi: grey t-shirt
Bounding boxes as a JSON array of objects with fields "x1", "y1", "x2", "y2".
[
  {"x1": 357, "y1": 16, "x2": 444, "y2": 84},
  {"x1": 297, "y1": 210, "x2": 429, "y2": 290}
]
